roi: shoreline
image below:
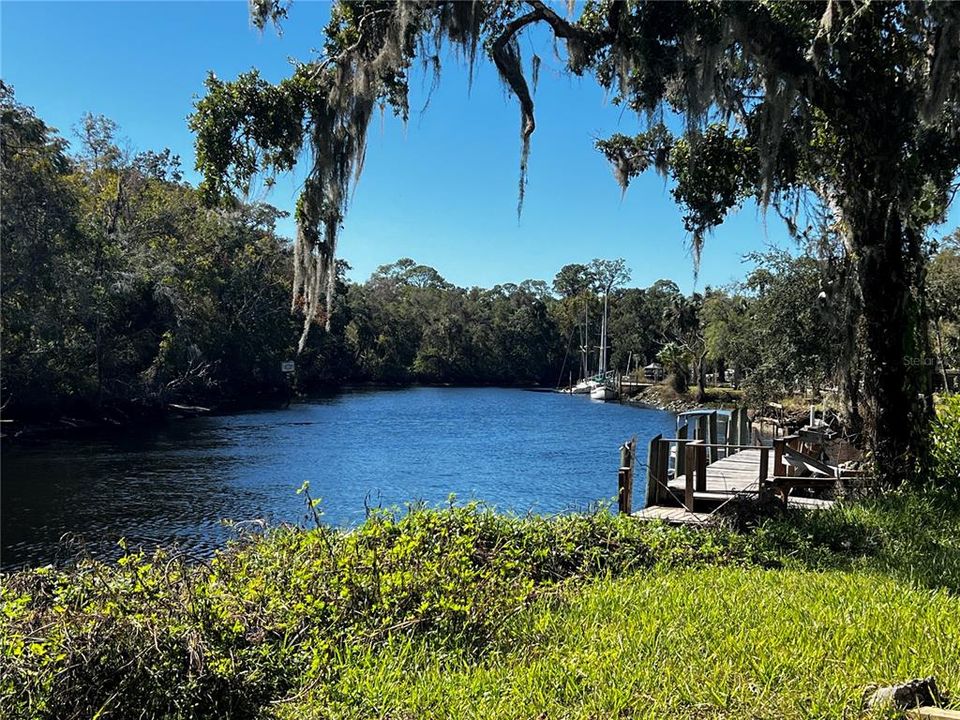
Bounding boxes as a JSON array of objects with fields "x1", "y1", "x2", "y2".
[
  {"x1": 0, "y1": 383, "x2": 629, "y2": 446},
  {"x1": 622, "y1": 385, "x2": 727, "y2": 414}
]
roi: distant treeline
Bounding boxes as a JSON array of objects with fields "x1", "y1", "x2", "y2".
[{"x1": 3, "y1": 86, "x2": 957, "y2": 423}]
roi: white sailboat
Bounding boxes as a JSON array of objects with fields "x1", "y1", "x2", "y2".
[
  {"x1": 570, "y1": 377, "x2": 599, "y2": 394},
  {"x1": 570, "y1": 300, "x2": 599, "y2": 394},
  {"x1": 590, "y1": 290, "x2": 617, "y2": 401}
]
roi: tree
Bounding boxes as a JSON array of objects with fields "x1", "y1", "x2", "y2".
[
  {"x1": 1, "y1": 82, "x2": 80, "y2": 415},
  {"x1": 663, "y1": 293, "x2": 708, "y2": 402},
  {"x1": 588, "y1": 258, "x2": 631, "y2": 296},
  {"x1": 552, "y1": 263, "x2": 594, "y2": 299},
  {"x1": 2, "y1": 87, "x2": 301, "y2": 420},
  {"x1": 929, "y1": 229, "x2": 960, "y2": 390},
  {"x1": 193, "y1": 1, "x2": 960, "y2": 484},
  {"x1": 742, "y1": 250, "x2": 842, "y2": 401},
  {"x1": 701, "y1": 290, "x2": 753, "y2": 387},
  {"x1": 657, "y1": 342, "x2": 691, "y2": 394}
]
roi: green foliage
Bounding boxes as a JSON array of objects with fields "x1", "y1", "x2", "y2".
[
  {"x1": 552, "y1": 263, "x2": 594, "y2": 299},
  {"x1": 0, "y1": 85, "x2": 299, "y2": 420},
  {"x1": 701, "y1": 290, "x2": 752, "y2": 382},
  {"x1": 668, "y1": 126, "x2": 760, "y2": 258},
  {"x1": 657, "y1": 342, "x2": 691, "y2": 393},
  {"x1": 4, "y1": 491, "x2": 960, "y2": 719},
  {"x1": 0, "y1": 506, "x2": 742, "y2": 719},
  {"x1": 932, "y1": 395, "x2": 960, "y2": 486},
  {"x1": 190, "y1": 70, "x2": 308, "y2": 206},
  {"x1": 739, "y1": 250, "x2": 839, "y2": 405},
  {"x1": 929, "y1": 233, "x2": 960, "y2": 385}
]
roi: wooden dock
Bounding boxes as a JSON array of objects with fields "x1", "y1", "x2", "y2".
[
  {"x1": 667, "y1": 446, "x2": 774, "y2": 496},
  {"x1": 617, "y1": 408, "x2": 839, "y2": 525},
  {"x1": 632, "y1": 504, "x2": 714, "y2": 525}
]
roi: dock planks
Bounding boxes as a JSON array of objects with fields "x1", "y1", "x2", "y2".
[
  {"x1": 634, "y1": 446, "x2": 835, "y2": 524},
  {"x1": 632, "y1": 505, "x2": 715, "y2": 525},
  {"x1": 667, "y1": 447, "x2": 775, "y2": 495}
]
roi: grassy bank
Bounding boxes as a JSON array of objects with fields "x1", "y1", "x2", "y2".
[
  {"x1": 304, "y1": 568, "x2": 960, "y2": 719},
  {"x1": 3, "y1": 489, "x2": 959, "y2": 719}
]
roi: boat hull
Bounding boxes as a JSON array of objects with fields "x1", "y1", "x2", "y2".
[
  {"x1": 570, "y1": 380, "x2": 598, "y2": 394},
  {"x1": 590, "y1": 385, "x2": 617, "y2": 401}
]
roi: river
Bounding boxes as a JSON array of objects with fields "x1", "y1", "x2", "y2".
[{"x1": 1, "y1": 387, "x2": 675, "y2": 569}]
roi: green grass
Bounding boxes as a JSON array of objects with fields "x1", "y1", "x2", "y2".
[
  {"x1": 299, "y1": 568, "x2": 960, "y2": 720},
  {"x1": 3, "y1": 489, "x2": 960, "y2": 719}
]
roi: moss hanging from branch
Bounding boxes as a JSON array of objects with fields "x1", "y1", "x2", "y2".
[{"x1": 195, "y1": 0, "x2": 592, "y2": 348}]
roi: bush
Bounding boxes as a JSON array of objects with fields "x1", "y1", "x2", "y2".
[{"x1": 932, "y1": 394, "x2": 960, "y2": 486}]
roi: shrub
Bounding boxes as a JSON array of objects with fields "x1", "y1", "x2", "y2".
[{"x1": 932, "y1": 394, "x2": 960, "y2": 486}]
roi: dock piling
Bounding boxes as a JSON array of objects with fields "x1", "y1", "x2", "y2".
[
  {"x1": 645, "y1": 433, "x2": 663, "y2": 508},
  {"x1": 618, "y1": 436, "x2": 636, "y2": 514}
]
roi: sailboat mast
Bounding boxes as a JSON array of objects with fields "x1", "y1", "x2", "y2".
[
  {"x1": 599, "y1": 291, "x2": 609, "y2": 376},
  {"x1": 583, "y1": 299, "x2": 590, "y2": 379}
]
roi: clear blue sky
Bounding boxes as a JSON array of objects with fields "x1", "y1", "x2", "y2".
[{"x1": 3, "y1": 1, "x2": 958, "y2": 291}]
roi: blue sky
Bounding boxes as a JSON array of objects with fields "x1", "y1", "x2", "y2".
[{"x1": 3, "y1": 1, "x2": 958, "y2": 291}]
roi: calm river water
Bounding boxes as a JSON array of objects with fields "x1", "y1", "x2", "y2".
[{"x1": 1, "y1": 388, "x2": 674, "y2": 569}]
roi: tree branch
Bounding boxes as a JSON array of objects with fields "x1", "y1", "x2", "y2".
[
  {"x1": 522, "y1": 0, "x2": 607, "y2": 43},
  {"x1": 491, "y1": 10, "x2": 545, "y2": 142}
]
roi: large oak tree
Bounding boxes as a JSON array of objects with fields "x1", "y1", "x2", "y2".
[{"x1": 192, "y1": 1, "x2": 960, "y2": 485}]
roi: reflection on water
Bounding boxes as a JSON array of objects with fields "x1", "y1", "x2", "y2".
[{"x1": 1, "y1": 388, "x2": 675, "y2": 569}]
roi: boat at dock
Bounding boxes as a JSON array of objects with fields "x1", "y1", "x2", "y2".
[
  {"x1": 590, "y1": 377, "x2": 617, "y2": 401},
  {"x1": 569, "y1": 378, "x2": 599, "y2": 394},
  {"x1": 589, "y1": 286, "x2": 616, "y2": 401}
]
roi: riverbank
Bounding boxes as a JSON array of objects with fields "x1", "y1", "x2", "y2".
[
  {"x1": 0, "y1": 391, "x2": 292, "y2": 444},
  {"x1": 0, "y1": 382, "x2": 557, "y2": 444},
  {"x1": 626, "y1": 383, "x2": 746, "y2": 413},
  {"x1": 3, "y1": 490, "x2": 959, "y2": 719}
]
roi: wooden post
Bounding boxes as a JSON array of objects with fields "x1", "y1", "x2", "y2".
[
  {"x1": 773, "y1": 437, "x2": 786, "y2": 477},
  {"x1": 684, "y1": 442, "x2": 698, "y2": 511},
  {"x1": 617, "y1": 467, "x2": 630, "y2": 513},
  {"x1": 758, "y1": 446, "x2": 770, "y2": 497},
  {"x1": 645, "y1": 434, "x2": 662, "y2": 507},
  {"x1": 618, "y1": 436, "x2": 635, "y2": 514},
  {"x1": 676, "y1": 424, "x2": 688, "y2": 478},
  {"x1": 657, "y1": 439, "x2": 670, "y2": 501},
  {"x1": 740, "y1": 407, "x2": 752, "y2": 446},
  {"x1": 696, "y1": 443, "x2": 708, "y2": 493},
  {"x1": 708, "y1": 410, "x2": 719, "y2": 464},
  {"x1": 729, "y1": 407, "x2": 740, "y2": 447}
]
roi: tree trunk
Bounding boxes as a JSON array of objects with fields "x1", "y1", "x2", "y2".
[
  {"x1": 852, "y1": 204, "x2": 934, "y2": 488},
  {"x1": 837, "y1": 259, "x2": 864, "y2": 440},
  {"x1": 695, "y1": 355, "x2": 706, "y2": 403},
  {"x1": 933, "y1": 316, "x2": 951, "y2": 391},
  {"x1": 716, "y1": 358, "x2": 726, "y2": 387}
]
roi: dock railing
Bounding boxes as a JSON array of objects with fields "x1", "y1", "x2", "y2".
[
  {"x1": 681, "y1": 442, "x2": 771, "y2": 511},
  {"x1": 639, "y1": 435, "x2": 779, "y2": 513},
  {"x1": 632, "y1": 424, "x2": 854, "y2": 517}
]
